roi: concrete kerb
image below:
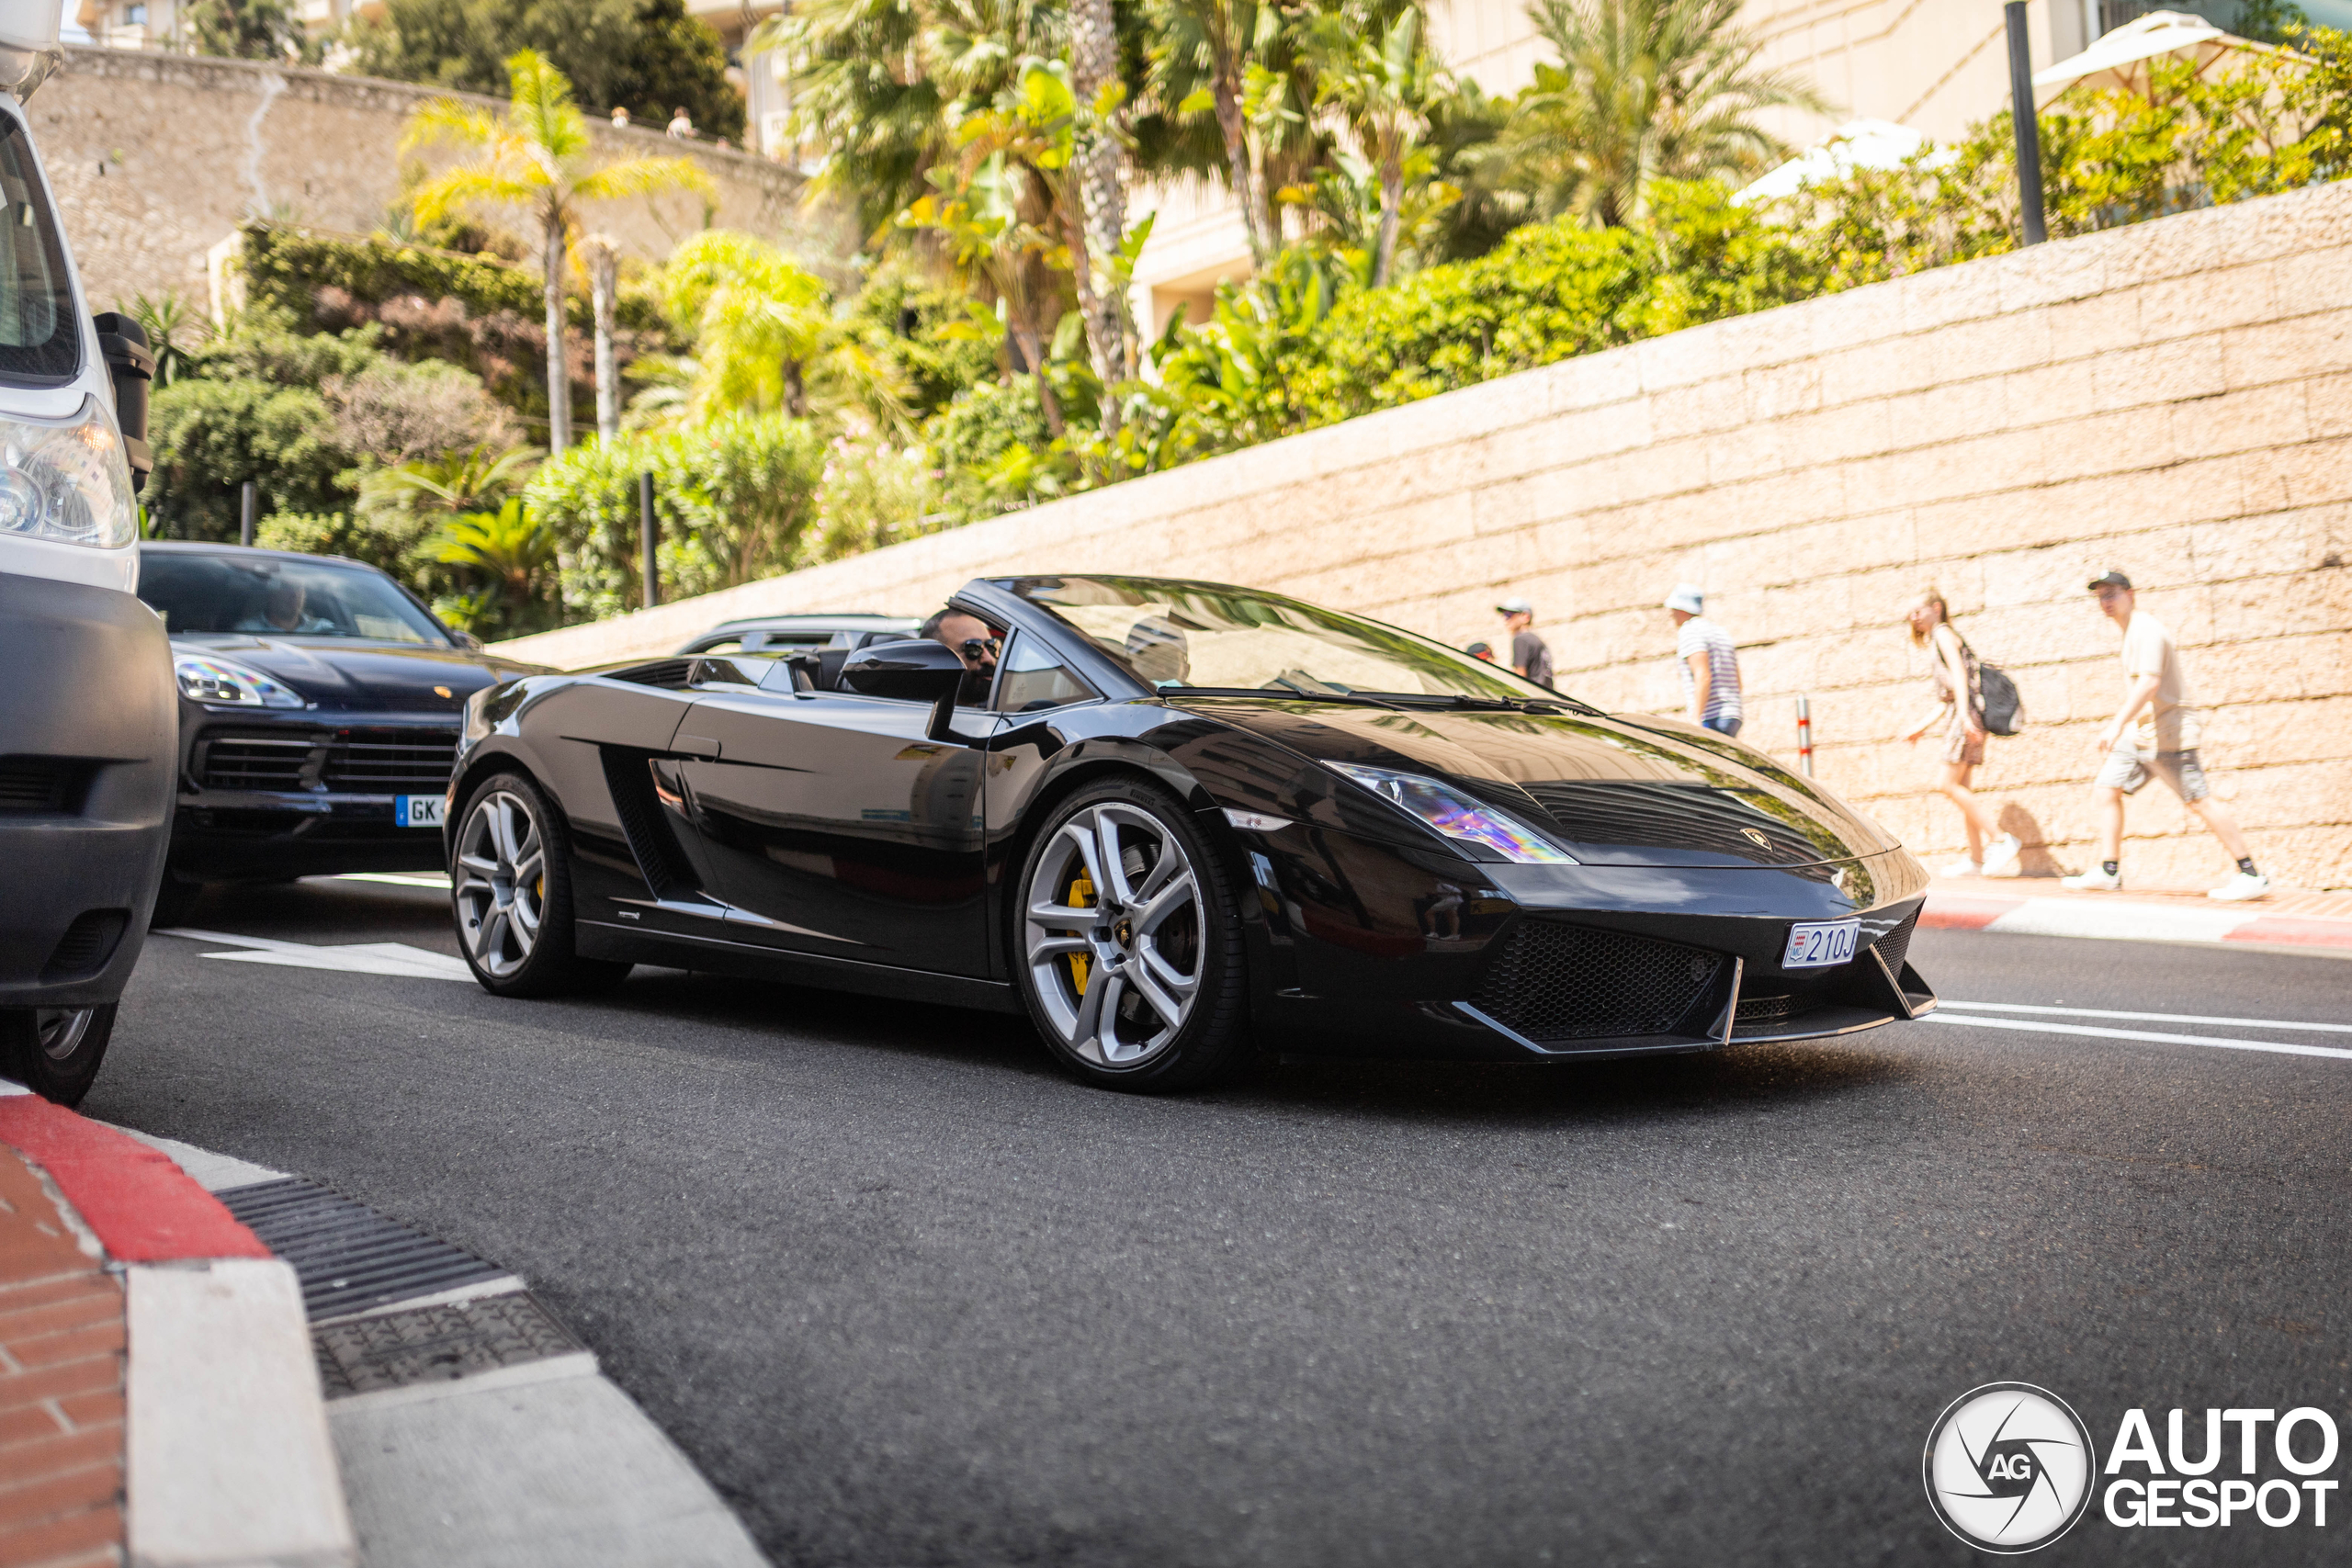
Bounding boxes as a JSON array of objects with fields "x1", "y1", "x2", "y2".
[
  {"x1": 0, "y1": 1090, "x2": 771, "y2": 1568},
  {"x1": 0, "y1": 1087, "x2": 356, "y2": 1568}
]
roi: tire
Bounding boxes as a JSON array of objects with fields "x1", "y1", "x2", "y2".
[
  {"x1": 0, "y1": 1004, "x2": 116, "y2": 1107},
  {"x1": 148, "y1": 873, "x2": 202, "y2": 930},
  {"x1": 450, "y1": 771, "x2": 630, "y2": 998},
  {"x1": 1012, "y1": 776, "x2": 1250, "y2": 1092}
]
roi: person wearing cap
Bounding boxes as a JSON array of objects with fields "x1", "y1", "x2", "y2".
[
  {"x1": 1495, "y1": 599, "x2": 1554, "y2": 689},
  {"x1": 1464, "y1": 641, "x2": 1496, "y2": 663},
  {"x1": 2063, "y1": 570, "x2": 2268, "y2": 900},
  {"x1": 1665, "y1": 585, "x2": 1743, "y2": 738}
]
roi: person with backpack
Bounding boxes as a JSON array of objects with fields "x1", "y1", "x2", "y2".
[{"x1": 1900, "y1": 588, "x2": 2021, "y2": 877}]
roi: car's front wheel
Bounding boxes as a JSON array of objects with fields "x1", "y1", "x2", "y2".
[
  {"x1": 0, "y1": 1004, "x2": 116, "y2": 1106},
  {"x1": 451, "y1": 772, "x2": 629, "y2": 998},
  {"x1": 1013, "y1": 778, "x2": 1250, "y2": 1091}
]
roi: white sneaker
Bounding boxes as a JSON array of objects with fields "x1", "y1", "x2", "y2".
[
  {"x1": 1980, "y1": 833, "x2": 2022, "y2": 877},
  {"x1": 2062, "y1": 866, "x2": 2122, "y2": 891},
  {"x1": 1939, "y1": 857, "x2": 1983, "y2": 878},
  {"x1": 2208, "y1": 871, "x2": 2271, "y2": 902}
]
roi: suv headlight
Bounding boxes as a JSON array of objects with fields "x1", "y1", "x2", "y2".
[
  {"x1": 1327, "y1": 762, "x2": 1577, "y2": 864},
  {"x1": 0, "y1": 397, "x2": 137, "y2": 549},
  {"x1": 175, "y1": 653, "x2": 305, "y2": 708}
]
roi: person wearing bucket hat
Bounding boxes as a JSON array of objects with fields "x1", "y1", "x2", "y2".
[
  {"x1": 1495, "y1": 597, "x2": 1554, "y2": 689},
  {"x1": 1665, "y1": 584, "x2": 1743, "y2": 737}
]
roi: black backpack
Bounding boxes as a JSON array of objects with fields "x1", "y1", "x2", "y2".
[{"x1": 1976, "y1": 660, "x2": 2025, "y2": 737}]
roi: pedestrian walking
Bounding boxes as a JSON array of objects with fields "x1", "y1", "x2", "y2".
[
  {"x1": 667, "y1": 106, "x2": 695, "y2": 140},
  {"x1": 1494, "y1": 598, "x2": 1554, "y2": 689},
  {"x1": 611, "y1": 105, "x2": 631, "y2": 128},
  {"x1": 1664, "y1": 585, "x2": 1742, "y2": 737},
  {"x1": 2062, "y1": 570, "x2": 2268, "y2": 899},
  {"x1": 1899, "y1": 588, "x2": 2020, "y2": 878},
  {"x1": 1464, "y1": 641, "x2": 1496, "y2": 663}
]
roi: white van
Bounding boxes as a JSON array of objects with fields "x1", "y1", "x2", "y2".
[{"x1": 0, "y1": 0, "x2": 174, "y2": 1104}]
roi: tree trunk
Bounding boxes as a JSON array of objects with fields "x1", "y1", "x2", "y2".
[
  {"x1": 1068, "y1": 0, "x2": 1133, "y2": 408},
  {"x1": 583, "y1": 235, "x2": 620, "y2": 441},
  {"x1": 1373, "y1": 137, "x2": 1404, "y2": 288},
  {"x1": 1213, "y1": 60, "x2": 1272, "y2": 267},
  {"x1": 542, "y1": 211, "x2": 572, "y2": 454},
  {"x1": 1006, "y1": 313, "x2": 1064, "y2": 438}
]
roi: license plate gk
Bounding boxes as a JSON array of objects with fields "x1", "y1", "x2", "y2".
[
  {"x1": 1782, "y1": 919, "x2": 1858, "y2": 969},
  {"x1": 395, "y1": 794, "x2": 445, "y2": 829}
]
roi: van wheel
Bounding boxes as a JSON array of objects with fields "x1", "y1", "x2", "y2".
[{"x1": 0, "y1": 1004, "x2": 116, "y2": 1107}]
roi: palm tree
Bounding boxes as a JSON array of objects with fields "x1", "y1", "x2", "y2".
[
  {"x1": 655, "y1": 229, "x2": 907, "y2": 430},
  {"x1": 1148, "y1": 0, "x2": 1298, "y2": 266},
  {"x1": 402, "y1": 51, "x2": 715, "y2": 453},
  {"x1": 1305, "y1": 3, "x2": 1453, "y2": 286},
  {"x1": 1068, "y1": 0, "x2": 1134, "y2": 388},
  {"x1": 432, "y1": 498, "x2": 559, "y2": 635},
  {"x1": 1492, "y1": 0, "x2": 1829, "y2": 227}
]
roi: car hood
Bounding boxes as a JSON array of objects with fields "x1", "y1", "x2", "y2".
[
  {"x1": 1180, "y1": 697, "x2": 1904, "y2": 870},
  {"x1": 172, "y1": 635, "x2": 545, "y2": 714}
]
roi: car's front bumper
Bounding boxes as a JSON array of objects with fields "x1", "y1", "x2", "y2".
[
  {"x1": 0, "y1": 570, "x2": 175, "y2": 1010},
  {"x1": 170, "y1": 708, "x2": 457, "y2": 880}
]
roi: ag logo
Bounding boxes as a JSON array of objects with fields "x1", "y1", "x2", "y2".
[{"x1": 1923, "y1": 1383, "x2": 2094, "y2": 1553}]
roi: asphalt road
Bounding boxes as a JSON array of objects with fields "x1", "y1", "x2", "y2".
[{"x1": 91, "y1": 880, "x2": 2352, "y2": 1567}]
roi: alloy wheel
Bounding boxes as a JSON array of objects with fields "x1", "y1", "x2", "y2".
[
  {"x1": 1024, "y1": 803, "x2": 1204, "y2": 1066},
  {"x1": 455, "y1": 789, "x2": 546, "y2": 979},
  {"x1": 35, "y1": 1008, "x2": 95, "y2": 1062}
]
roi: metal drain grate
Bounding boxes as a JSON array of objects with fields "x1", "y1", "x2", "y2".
[
  {"x1": 312, "y1": 1292, "x2": 582, "y2": 1399},
  {"x1": 218, "y1": 1178, "x2": 508, "y2": 1321}
]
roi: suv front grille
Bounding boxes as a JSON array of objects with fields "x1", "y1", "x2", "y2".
[
  {"x1": 322, "y1": 735, "x2": 458, "y2": 794},
  {"x1": 201, "y1": 736, "x2": 314, "y2": 791},
  {"x1": 198, "y1": 729, "x2": 458, "y2": 795},
  {"x1": 1470, "y1": 920, "x2": 1724, "y2": 1043}
]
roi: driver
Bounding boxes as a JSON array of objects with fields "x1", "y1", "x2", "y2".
[
  {"x1": 922, "y1": 608, "x2": 1000, "y2": 705},
  {"x1": 238, "y1": 577, "x2": 330, "y2": 635}
]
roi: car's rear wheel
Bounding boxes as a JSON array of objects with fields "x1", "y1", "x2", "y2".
[
  {"x1": 451, "y1": 772, "x2": 628, "y2": 997},
  {"x1": 0, "y1": 1004, "x2": 116, "y2": 1107},
  {"x1": 1014, "y1": 778, "x2": 1250, "y2": 1091}
]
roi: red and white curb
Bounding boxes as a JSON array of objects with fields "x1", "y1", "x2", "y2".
[
  {"x1": 0, "y1": 1081, "x2": 356, "y2": 1568},
  {"x1": 1923, "y1": 893, "x2": 2352, "y2": 951}
]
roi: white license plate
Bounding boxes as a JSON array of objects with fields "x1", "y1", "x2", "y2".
[
  {"x1": 395, "y1": 794, "x2": 445, "y2": 829},
  {"x1": 1783, "y1": 919, "x2": 1859, "y2": 969}
]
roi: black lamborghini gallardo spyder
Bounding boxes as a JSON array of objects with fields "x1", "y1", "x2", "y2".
[{"x1": 442, "y1": 574, "x2": 1934, "y2": 1090}]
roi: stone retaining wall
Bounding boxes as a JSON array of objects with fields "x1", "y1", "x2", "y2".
[
  {"x1": 498, "y1": 179, "x2": 2352, "y2": 891},
  {"x1": 28, "y1": 47, "x2": 838, "y2": 313}
]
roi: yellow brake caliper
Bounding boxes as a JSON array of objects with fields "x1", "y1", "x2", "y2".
[{"x1": 1067, "y1": 868, "x2": 1095, "y2": 995}]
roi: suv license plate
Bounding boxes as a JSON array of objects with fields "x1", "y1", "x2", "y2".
[
  {"x1": 395, "y1": 795, "x2": 445, "y2": 829},
  {"x1": 1783, "y1": 919, "x2": 1858, "y2": 969}
]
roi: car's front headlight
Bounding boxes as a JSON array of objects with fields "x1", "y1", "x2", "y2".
[
  {"x1": 175, "y1": 654, "x2": 306, "y2": 708},
  {"x1": 1327, "y1": 762, "x2": 1577, "y2": 864},
  {"x1": 0, "y1": 397, "x2": 138, "y2": 550}
]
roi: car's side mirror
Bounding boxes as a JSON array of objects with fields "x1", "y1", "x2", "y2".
[
  {"x1": 91, "y1": 311, "x2": 153, "y2": 494},
  {"x1": 453, "y1": 631, "x2": 485, "y2": 651},
  {"x1": 842, "y1": 637, "x2": 972, "y2": 742}
]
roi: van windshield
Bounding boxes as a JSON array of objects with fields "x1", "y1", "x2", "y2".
[
  {"x1": 0, "y1": 118, "x2": 77, "y2": 384},
  {"x1": 138, "y1": 552, "x2": 453, "y2": 646}
]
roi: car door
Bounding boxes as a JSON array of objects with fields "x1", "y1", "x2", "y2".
[{"x1": 672, "y1": 675, "x2": 991, "y2": 977}]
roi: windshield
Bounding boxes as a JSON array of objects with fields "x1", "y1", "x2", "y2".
[
  {"x1": 1006, "y1": 576, "x2": 1566, "y2": 703},
  {"x1": 0, "y1": 118, "x2": 77, "y2": 384},
  {"x1": 139, "y1": 552, "x2": 452, "y2": 646}
]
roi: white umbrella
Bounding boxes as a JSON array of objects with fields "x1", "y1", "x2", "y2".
[
  {"x1": 2031, "y1": 9, "x2": 2279, "y2": 97},
  {"x1": 1736, "y1": 119, "x2": 1946, "y2": 204}
]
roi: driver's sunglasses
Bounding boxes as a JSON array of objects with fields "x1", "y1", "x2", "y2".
[{"x1": 960, "y1": 636, "x2": 1001, "y2": 660}]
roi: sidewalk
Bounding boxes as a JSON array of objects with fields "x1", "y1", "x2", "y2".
[
  {"x1": 1924, "y1": 874, "x2": 2352, "y2": 952},
  {"x1": 0, "y1": 1081, "x2": 767, "y2": 1568}
]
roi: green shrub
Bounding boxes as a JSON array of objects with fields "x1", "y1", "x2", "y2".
[{"x1": 147, "y1": 378, "x2": 354, "y2": 540}]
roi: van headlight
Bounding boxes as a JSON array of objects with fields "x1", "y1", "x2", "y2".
[
  {"x1": 175, "y1": 654, "x2": 305, "y2": 708},
  {"x1": 0, "y1": 397, "x2": 137, "y2": 549},
  {"x1": 1327, "y1": 762, "x2": 1577, "y2": 863}
]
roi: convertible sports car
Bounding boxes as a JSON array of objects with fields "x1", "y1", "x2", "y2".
[{"x1": 444, "y1": 574, "x2": 1934, "y2": 1090}]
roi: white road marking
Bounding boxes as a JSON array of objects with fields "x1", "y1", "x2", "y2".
[
  {"x1": 154, "y1": 928, "x2": 474, "y2": 983},
  {"x1": 1925, "y1": 1011, "x2": 2352, "y2": 1061},
  {"x1": 1938, "y1": 1000, "x2": 2352, "y2": 1034},
  {"x1": 330, "y1": 873, "x2": 451, "y2": 889}
]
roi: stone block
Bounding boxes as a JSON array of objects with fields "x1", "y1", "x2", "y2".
[
  {"x1": 2239, "y1": 437, "x2": 2352, "y2": 513},
  {"x1": 1886, "y1": 377, "x2": 2011, "y2": 452},
  {"x1": 1817, "y1": 340, "x2": 1924, "y2": 409},
  {"x1": 1634, "y1": 325, "x2": 1724, "y2": 392},
  {"x1": 1898, "y1": 260, "x2": 2008, "y2": 336},
  {"x1": 2136, "y1": 262, "x2": 2279, "y2": 345},
  {"x1": 2041, "y1": 409, "x2": 2177, "y2": 485},
  {"x1": 1647, "y1": 378, "x2": 1748, "y2": 442},
  {"x1": 1871, "y1": 426, "x2": 2049, "y2": 508},
  {"x1": 2046, "y1": 288, "x2": 2146, "y2": 364},
  {"x1": 2170, "y1": 382, "x2": 2312, "y2": 463},
  {"x1": 2267, "y1": 241, "x2": 2352, "y2": 318},
  {"x1": 1806, "y1": 276, "x2": 1908, "y2": 355},
  {"x1": 1744, "y1": 359, "x2": 1825, "y2": 423},
  {"x1": 2089, "y1": 335, "x2": 2229, "y2": 413},
  {"x1": 2221, "y1": 308, "x2": 2352, "y2": 391}
]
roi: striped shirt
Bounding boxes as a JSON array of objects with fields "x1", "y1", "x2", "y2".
[{"x1": 1675, "y1": 615, "x2": 1742, "y2": 723}]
